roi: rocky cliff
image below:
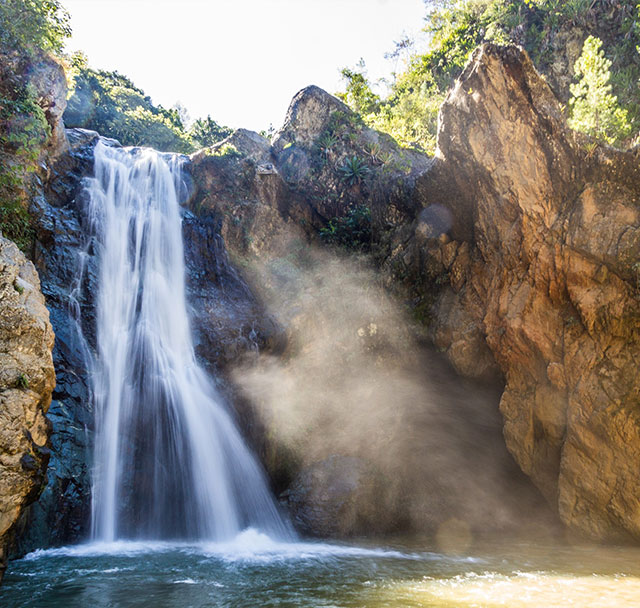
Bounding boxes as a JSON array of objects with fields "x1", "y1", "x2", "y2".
[
  {"x1": 6, "y1": 40, "x2": 640, "y2": 556},
  {"x1": 187, "y1": 83, "x2": 556, "y2": 540},
  {"x1": 187, "y1": 45, "x2": 640, "y2": 542},
  {"x1": 412, "y1": 44, "x2": 640, "y2": 542},
  {"x1": 0, "y1": 236, "x2": 55, "y2": 581},
  {"x1": 0, "y1": 50, "x2": 65, "y2": 578}
]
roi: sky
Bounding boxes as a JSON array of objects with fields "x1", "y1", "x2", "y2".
[{"x1": 62, "y1": 0, "x2": 428, "y2": 132}]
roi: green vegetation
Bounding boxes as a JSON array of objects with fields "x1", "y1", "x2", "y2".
[
  {"x1": 568, "y1": 35, "x2": 631, "y2": 146},
  {"x1": 0, "y1": 0, "x2": 70, "y2": 54},
  {"x1": 189, "y1": 115, "x2": 233, "y2": 149},
  {"x1": 339, "y1": 60, "x2": 382, "y2": 115},
  {"x1": 317, "y1": 132, "x2": 339, "y2": 157},
  {"x1": 338, "y1": 0, "x2": 640, "y2": 152},
  {"x1": 319, "y1": 204, "x2": 372, "y2": 252},
  {"x1": 204, "y1": 142, "x2": 242, "y2": 159},
  {"x1": 338, "y1": 156, "x2": 371, "y2": 185},
  {"x1": 0, "y1": 0, "x2": 70, "y2": 252},
  {"x1": 65, "y1": 53, "x2": 232, "y2": 153},
  {"x1": 16, "y1": 372, "x2": 30, "y2": 389}
]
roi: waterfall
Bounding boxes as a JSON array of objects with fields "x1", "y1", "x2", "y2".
[{"x1": 84, "y1": 141, "x2": 291, "y2": 542}]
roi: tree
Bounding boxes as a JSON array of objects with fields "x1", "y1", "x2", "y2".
[
  {"x1": 337, "y1": 60, "x2": 381, "y2": 116},
  {"x1": 188, "y1": 115, "x2": 232, "y2": 149},
  {"x1": 171, "y1": 101, "x2": 191, "y2": 130},
  {"x1": 568, "y1": 35, "x2": 632, "y2": 146},
  {"x1": 0, "y1": 0, "x2": 71, "y2": 55}
]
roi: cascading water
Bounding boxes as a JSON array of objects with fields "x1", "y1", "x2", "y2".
[{"x1": 84, "y1": 140, "x2": 292, "y2": 543}]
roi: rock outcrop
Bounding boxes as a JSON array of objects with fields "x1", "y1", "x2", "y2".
[
  {"x1": 0, "y1": 236, "x2": 55, "y2": 581},
  {"x1": 387, "y1": 44, "x2": 640, "y2": 541},
  {"x1": 189, "y1": 86, "x2": 429, "y2": 264},
  {"x1": 190, "y1": 49, "x2": 640, "y2": 542},
  {"x1": 27, "y1": 52, "x2": 69, "y2": 156}
]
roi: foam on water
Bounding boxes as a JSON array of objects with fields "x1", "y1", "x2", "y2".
[{"x1": 21, "y1": 529, "x2": 448, "y2": 564}]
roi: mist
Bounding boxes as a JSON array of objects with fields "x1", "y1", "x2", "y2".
[{"x1": 232, "y1": 244, "x2": 557, "y2": 547}]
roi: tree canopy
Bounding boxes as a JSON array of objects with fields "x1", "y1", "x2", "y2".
[
  {"x1": 64, "y1": 53, "x2": 232, "y2": 153},
  {"x1": 0, "y1": 0, "x2": 71, "y2": 55},
  {"x1": 338, "y1": 0, "x2": 640, "y2": 152}
]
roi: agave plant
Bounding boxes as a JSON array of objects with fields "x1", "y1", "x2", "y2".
[
  {"x1": 338, "y1": 155, "x2": 370, "y2": 185},
  {"x1": 364, "y1": 141, "x2": 392, "y2": 166},
  {"x1": 317, "y1": 132, "x2": 339, "y2": 157}
]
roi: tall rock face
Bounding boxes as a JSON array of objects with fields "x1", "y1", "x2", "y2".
[
  {"x1": 189, "y1": 51, "x2": 640, "y2": 543},
  {"x1": 0, "y1": 235, "x2": 55, "y2": 581},
  {"x1": 188, "y1": 86, "x2": 557, "y2": 541},
  {"x1": 13, "y1": 129, "x2": 101, "y2": 554},
  {"x1": 393, "y1": 44, "x2": 640, "y2": 541}
]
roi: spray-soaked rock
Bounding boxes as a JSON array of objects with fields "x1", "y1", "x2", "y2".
[
  {"x1": 284, "y1": 455, "x2": 395, "y2": 538},
  {"x1": 11, "y1": 129, "x2": 101, "y2": 556},
  {"x1": 0, "y1": 235, "x2": 55, "y2": 582}
]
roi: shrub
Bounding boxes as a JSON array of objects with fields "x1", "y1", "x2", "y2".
[
  {"x1": 316, "y1": 132, "x2": 339, "y2": 157},
  {"x1": 16, "y1": 373, "x2": 30, "y2": 389},
  {"x1": 319, "y1": 205, "x2": 372, "y2": 252},
  {"x1": 205, "y1": 143, "x2": 242, "y2": 159}
]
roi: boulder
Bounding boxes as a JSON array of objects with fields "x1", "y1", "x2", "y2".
[{"x1": 27, "y1": 53, "x2": 69, "y2": 156}]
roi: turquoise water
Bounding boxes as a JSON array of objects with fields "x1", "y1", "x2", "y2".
[{"x1": 4, "y1": 530, "x2": 640, "y2": 607}]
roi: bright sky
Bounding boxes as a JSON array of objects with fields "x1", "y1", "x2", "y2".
[{"x1": 62, "y1": 0, "x2": 427, "y2": 132}]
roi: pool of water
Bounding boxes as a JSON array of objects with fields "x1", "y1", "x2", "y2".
[{"x1": 4, "y1": 529, "x2": 640, "y2": 607}]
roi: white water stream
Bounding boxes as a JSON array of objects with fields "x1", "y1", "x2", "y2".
[{"x1": 84, "y1": 141, "x2": 291, "y2": 542}]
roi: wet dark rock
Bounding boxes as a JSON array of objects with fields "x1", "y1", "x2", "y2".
[
  {"x1": 183, "y1": 209, "x2": 286, "y2": 374},
  {"x1": 12, "y1": 129, "x2": 100, "y2": 555},
  {"x1": 14, "y1": 129, "x2": 288, "y2": 554},
  {"x1": 283, "y1": 455, "x2": 395, "y2": 538}
]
